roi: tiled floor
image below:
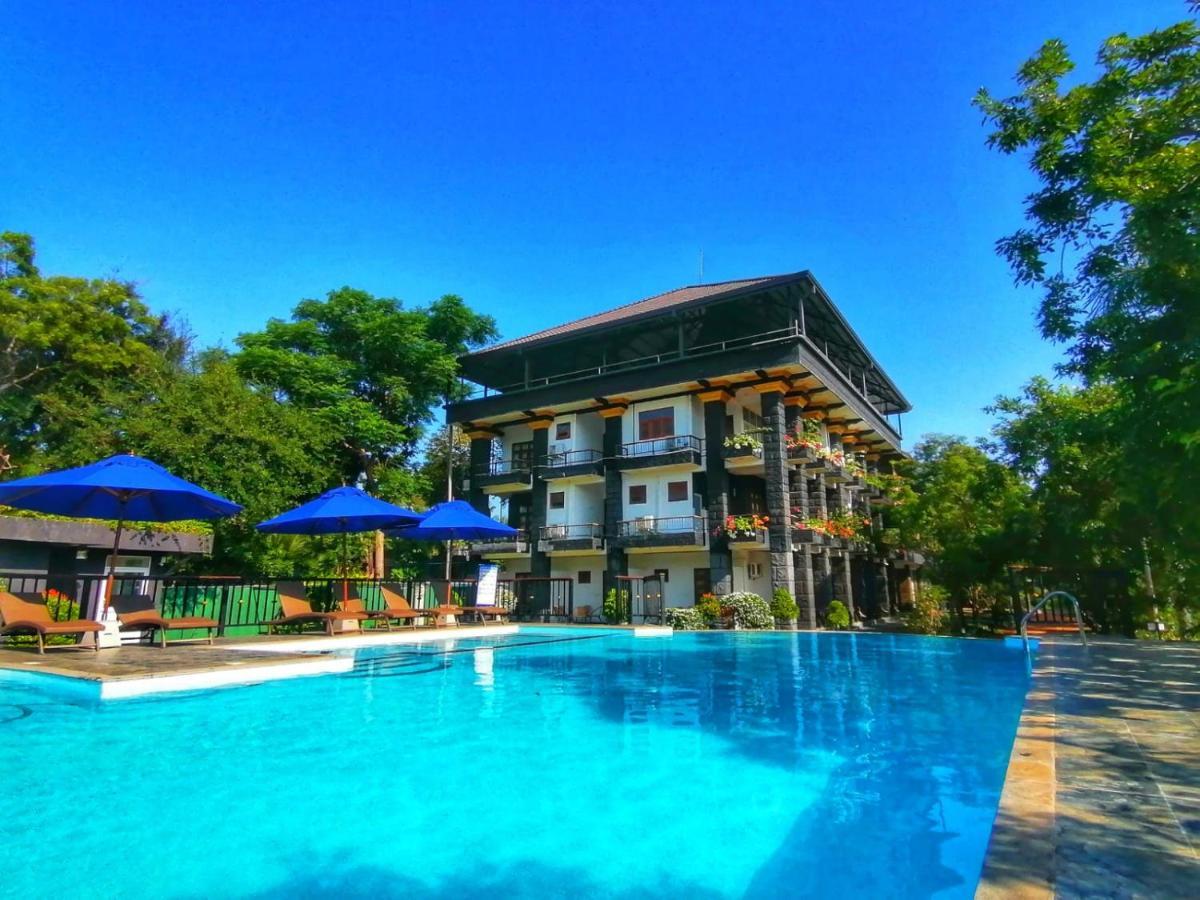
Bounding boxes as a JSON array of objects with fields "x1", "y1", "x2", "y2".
[
  {"x1": 979, "y1": 636, "x2": 1200, "y2": 899},
  {"x1": 0, "y1": 641, "x2": 327, "y2": 681}
]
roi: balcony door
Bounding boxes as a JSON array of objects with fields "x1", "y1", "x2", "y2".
[
  {"x1": 511, "y1": 440, "x2": 534, "y2": 471},
  {"x1": 508, "y1": 494, "x2": 532, "y2": 533}
]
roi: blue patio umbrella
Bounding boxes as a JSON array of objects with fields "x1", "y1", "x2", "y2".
[
  {"x1": 257, "y1": 486, "x2": 422, "y2": 602},
  {"x1": 390, "y1": 500, "x2": 516, "y2": 583},
  {"x1": 0, "y1": 453, "x2": 242, "y2": 609},
  {"x1": 389, "y1": 500, "x2": 516, "y2": 541},
  {"x1": 256, "y1": 486, "x2": 421, "y2": 536}
]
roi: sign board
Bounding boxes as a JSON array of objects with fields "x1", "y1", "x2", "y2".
[{"x1": 476, "y1": 563, "x2": 500, "y2": 608}]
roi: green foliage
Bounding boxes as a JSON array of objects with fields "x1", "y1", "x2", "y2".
[
  {"x1": 905, "y1": 584, "x2": 949, "y2": 635},
  {"x1": 0, "y1": 232, "x2": 497, "y2": 576},
  {"x1": 824, "y1": 600, "x2": 850, "y2": 630},
  {"x1": 234, "y1": 288, "x2": 496, "y2": 490},
  {"x1": 889, "y1": 436, "x2": 1036, "y2": 609},
  {"x1": 724, "y1": 591, "x2": 772, "y2": 629},
  {"x1": 665, "y1": 606, "x2": 707, "y2": 630},
  {"x1": 603, "y1": 588, "x2": 630, "y2": 624},
  {"x1": 770, "y1": 588, "x2": 798, "y2": 621},
  {"x1": 976, "y1": 11, "x2": 1200, "y2": 634},
  {"x1": 0, "y1": 232, "x2": 187, "y2": 466},
  {"x1": 722, "y1": 432, "x2": 763, "y2": 452}
]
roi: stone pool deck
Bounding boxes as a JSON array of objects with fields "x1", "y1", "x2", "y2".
[
  {"x1": 978, "y1": 636, "x2": 1199, "y2": 899},
  {"x1": 0, "y1": 624, "x2": 519, "y2": 697}
]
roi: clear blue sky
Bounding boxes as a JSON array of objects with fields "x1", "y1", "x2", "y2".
[{"x1": 3, "y1": 1, "x2": 1186, "y2": 444}]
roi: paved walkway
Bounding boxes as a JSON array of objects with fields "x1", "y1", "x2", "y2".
[{"x1": 979, "y1": 636, "x2": 1200, "y2": 899}]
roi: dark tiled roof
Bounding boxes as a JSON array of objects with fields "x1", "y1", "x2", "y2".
[{"x1": 469, "y1": 274, "x2": 793, "y2": 355}]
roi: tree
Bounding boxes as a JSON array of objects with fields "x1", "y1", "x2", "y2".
[
  {"x1": 989, "y1": 377, "x2": 1195, "y2": 634},
  {"x1": 26, "y1": 350, "x2": 346, "y2": 572},
  {"x1": 974, "y1": 9, "x2": 1200, "y2": 540},
  {"x1": 0, "y1": 232, "x2": 187, "y2": 466},
  {"x1": 234, "y1": 288, "x2": 496, "y2": 494},
  {"x1": 891, "y1": 436, "x2": 1036, "y2": 617}
]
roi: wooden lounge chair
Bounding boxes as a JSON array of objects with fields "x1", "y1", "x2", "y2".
[
  {"x1": 572, "y1": 604, "x2": 602, "y2": 624},
  {"x1": 0, "y1": 591, "x2": 103, "y2": 654},
  {"x1": 266, "y1": 581, "x2": 368, "y2": 636},
  {"x1": 110, "y1": 593, "x2": 219, "y2": 647},
  {"x1": 366, "y1": 583, "x2": 442, "y2": 629},
  {"x1": 458, "y1": 596, "x2": 511, "y2": 625}
]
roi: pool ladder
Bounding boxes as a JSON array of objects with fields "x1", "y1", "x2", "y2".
[{"x1": 1020, "y1": 590, "x2": 1088, "y2": 655}]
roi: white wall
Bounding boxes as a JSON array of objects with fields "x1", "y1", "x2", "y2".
[
  {"x1": 731, "y1": 548, "x2": 771, "y2": 600},
  {"x1": 620, "y1": 470, "x2": 697, "y2": 527},
  {"x1": 550, "y1": 559, "x2": 604, "y2": 609},
  {"x1": 498, "y1": 424, "x2": 534, "y2": 460},
  {"x1": 626, "y1": 552, "x2": 705, "y2": 607},
  {"x1": 544, "y1": 482, "x2": 604, "y2": 529},
  {"x1": 621, "y1": 396, "x2": 699, "y2": 445},
  {"x1": 574, "y1": 412, "x2": 604, "y2": 453}
]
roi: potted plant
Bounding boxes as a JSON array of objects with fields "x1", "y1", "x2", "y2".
[
  {"x1": 722, "y1": 432, "x2": 763, "y2": 458},
  {"x1": 713, "y1": 513, "x2": 768, "y2": 542},
  {"x1": 785, "y1": 420, "x2": 825, "y2": 460},
  {"x1": 771, "y1": 587, "x2": 798, "y2": 630},
  {"x1": 695, "y1": 592, "x2": 722, "y2": 629},
  {"x1": 825, "y1": 599, "x2": 851, "y2": 630}
]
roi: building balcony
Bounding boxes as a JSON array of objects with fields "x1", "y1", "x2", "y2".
[
  {"x1": 610, "y1": 515, "x2": 707, "y2": 552},
  {"x1": 612, "y1": 435, "x2": 703, "y2": 472},
  {"x1": 721, "y1": 431, "x2": 766, "y2": 472},
  {"x1": 471, "y1": 530, "x2": 531, "y2": 557},
  {"x1": 539, "y1": 449, "x2": 605, "y2": 484},
  {"x1": 474, "y1": 458, "x2": 533, "y2": 493},
  {"x1": 538, "y1": 522, "x2": 605, "y2": 554}
]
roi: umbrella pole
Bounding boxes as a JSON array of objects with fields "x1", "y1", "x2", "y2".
[
  {"x1": 341, "y1": 531, "x2": 350, "y2": 608},
  {"x1": 103, "y1": 512, "x2": 126, "y2": 615}
]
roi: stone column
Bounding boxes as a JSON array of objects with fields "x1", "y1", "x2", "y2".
[
  {"x1": 465, "y1": 432, "x2": 494, "y2": 514},
  {"x1": 757, "y1": 383, "x2": 793, "y2": 603},
  {"x1": 528, "y1": 418, "x2": 552, "y2": 616},
  {"x1": 784, "y1": 392, "x2": 815, "y2": 627},
  {"x1": 701, "y1": 389, "x2": 733, "y2": 596},
  {"x1": 599, "y1": 405, "x2": 628, "y2": 615}
]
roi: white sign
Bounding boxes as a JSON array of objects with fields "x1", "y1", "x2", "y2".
[{"x1": 476, "y1": 563, "x2": 500, "y2": 608}]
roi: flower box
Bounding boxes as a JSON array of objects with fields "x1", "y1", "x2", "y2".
[
  {"x1": 727, "y1": 527, "x2": 768, "y2": 545},
  {"x1": 791, "y1": 527, "x2": 825, "y2": 545}
]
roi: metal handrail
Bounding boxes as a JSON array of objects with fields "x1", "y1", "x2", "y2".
[{"x1": 1020, "y1": 590, "x2": 1088, "y2": 654}]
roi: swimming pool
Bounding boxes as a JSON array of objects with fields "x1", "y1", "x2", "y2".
[{"x1": 0, "y1": 629, "x2": 1028, "y2": 898}]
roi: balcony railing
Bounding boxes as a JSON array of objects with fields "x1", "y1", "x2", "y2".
[
  {"x1": 539, "y1": 449, "x2": 605, "y2": 480},
  {"x1": 621, "y1": 434, "x2": 702, "y2": 457},
  {"x1": 473, "y1": 457, "x2": 534, "y2": 490},
  {"x1": 614, "y1": 434, "x2": 703, "y2": 470},
  {"x1": 477, "y1": 458, "x2": 532, "y2": 476},
  {"x1": 541, "y1": 449, "x2": 603, "y2": 468},
  {"x1": 538, "y1": 522, "x2": 605, "y2": 552},
  {"x1": 471, "y1": 529, "x2": 531, "y2": 554},
  {"x1": 610, "y1": 515, "x2": 707, "y2": 549}
]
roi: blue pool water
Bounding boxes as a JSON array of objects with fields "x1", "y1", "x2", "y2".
[{"x1": 0, "y1": 630, "x2": 1028, "y2": 898}]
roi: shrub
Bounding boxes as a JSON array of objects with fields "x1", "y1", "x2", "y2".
[
  {"x1": 770, "y1": 588, "x2": 798, "y2": 621},
  {"x1": 825, "y1": 600, "x2": 850, "y2": 630},
  {"x1": 665, "y1": 607, "x2": 707, "y2": 630},
  {"x1": 724, "y1": 591, "x2": 773, "y2": 629},
  {"x1": 905, "y1": 584, "x2": 948, "y2": 635},
  {"x1": 603, "y1": 588, "x2": 629, "y2": 624},
  {"x1": 694, "y1": 593, "x2": 722, "y2": 625}
]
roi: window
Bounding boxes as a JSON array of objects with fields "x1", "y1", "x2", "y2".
[
  {"x1": 555, "y1": 421, "x2": 571, "y2": 441},
  {"x1": 577, "y1": 570, "x2": 592, "y2": 585},
  {"x1": 549, "y1": 491, "x2": 565, "y2": 509},
  {"x1": 666, "y1": 480, "x2": 688, "y2": 502},
  {"x1": 638, "y1": 407, "x2": 674, "y2": 440},
  {"x1": 654, "y1": 568, "x2": 670, "y2": 583},
  {"x1": 628, "y1": 484, "x2": 647, "y2": 505}
]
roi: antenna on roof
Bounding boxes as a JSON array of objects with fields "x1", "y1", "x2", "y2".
[{"x1": 698, "y1": 249, "x2": 704, "y2": 284}]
